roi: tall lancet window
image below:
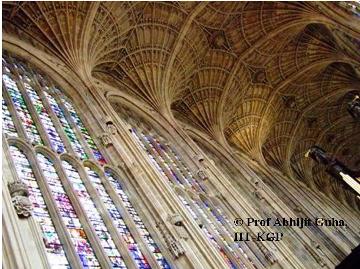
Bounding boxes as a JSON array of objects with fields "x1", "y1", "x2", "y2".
[
  {"x1": 3, "y1": 52, "x2": 171, "y2": 269},
  {"x1": 115, "y1": 109, "x2": 255, "y2": 269}
]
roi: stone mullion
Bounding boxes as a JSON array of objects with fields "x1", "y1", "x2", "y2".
[
  {"x1": 2, "y1": 83, "x2": 28, "y2": 139},
  {"x1": 196, "y1": 199, "x2": 255, "y2": 269},
  {"x1": 50, "y1": 86, "x2": 95, "y2": 160},
  {"x1": 182, "y1": 194, "x2": 242, "y2": 269},
  {"x1": 54, "y1": 159, "x2": 113, "y2": 269},
  {"x1": 26, "y1": 152, "x2": 84, "y2": 269},
  {"x1": 76, "y1": 166, "x2": 138, "y2": 269},
  {"x1": 98, "y1": 171, "x2": 161, "y2": 269},
  {"x1": 29, "y1": 74, "x2": 76, "y2": 156}
]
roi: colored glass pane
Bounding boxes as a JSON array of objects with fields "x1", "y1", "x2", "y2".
[{"x1": 86, "y1": 168, "x2": 150, "y2": 268}]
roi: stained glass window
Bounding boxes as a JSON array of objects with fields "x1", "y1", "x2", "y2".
[
  {"x1": 37, "y1": 154, "x2": 100, "y2": 268},
  {"x1": 128, "y1": 126, "x2": 248, "y2": 268},
  {"x1": 43, "y1": 90, "x2": 87, "y2": 159},
  {"x1": 59, "y1": 93, "x2": 106, "y2": 165},
  {"x1": 106, "y1": 170, "x2": 171, "y2": 269},
  {"x1": 85, "y1": 167, "x2": 150, "y2": 269},
  {"x1": 62, "y1": 161, "x2": 126, "y2": 268},
  {"x1": 9, "y1": 146, "x2": 70, "y2": 269},
  {"x1": 3, "y1": 53, "x2": 171, "y2": 269},
  {"x1": 24, "y1": 77, "x2": 65, "y2": 153}
]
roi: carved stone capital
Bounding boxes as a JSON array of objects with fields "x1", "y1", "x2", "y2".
[
  {"x1": 104, "y1": 117, "x2": 118, "y2": 135},
  {"x1": 168, "y1": 214, "x2": 189, "y2": 240},
  {"x1": 196, "y1": 154, "x2": 205, "y2": 163}
]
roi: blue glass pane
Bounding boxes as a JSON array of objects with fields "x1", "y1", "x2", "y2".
[{"x1": 9, "y1": 146, "x2": 70, "y2": 268}]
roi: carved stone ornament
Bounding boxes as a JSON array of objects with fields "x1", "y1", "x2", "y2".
[
  {"x1": 347, "y1": 95, "x2": 360, "y2": 121},
  {"x1": 11, "y1": 196, "x2": 33, "y2": 218},
  {"x1": 253, "y1": 182, "x2": 265, "y2": 200},
  {"x1": 156, "y1": 221, "x2": 185, "y2": 258},
  {"x1": 104, "y1": 116, "x2": 118, "y2": 135},
  {"x1": 107, "y1": 122, "x2": 118, "y2": 135},
  {"x1": 197, "y1": 169, "x2": 208, "y2": 181},
  {"x1": 106, "y1": 122, "x2": 117, "y2": 135},
  {"x1": 8, "y1": 180, "x2": 32, "y2": 218},
  {"x1": 100, "y1": 132, "x2": 112, "y2": 147},
  {"x1": 168, "y1": 214, "x2": 188, "y2": 240}
]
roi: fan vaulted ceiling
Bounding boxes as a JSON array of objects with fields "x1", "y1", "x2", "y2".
[{"x1": 3, "y1": 1, "x2": 360, "y2": 209}]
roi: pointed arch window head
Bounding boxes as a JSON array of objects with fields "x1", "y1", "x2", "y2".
[{"x1": 3, "y1": 52, "x2": 172, "y2": 269}]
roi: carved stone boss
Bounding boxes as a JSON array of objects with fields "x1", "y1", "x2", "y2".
[{"x1": 8, "y1": 180, "x2": 33, "y2": 218}]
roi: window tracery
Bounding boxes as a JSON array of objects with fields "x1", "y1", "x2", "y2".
[{"x1": 3, "y1": 52, "x2": 171, "y2": 269}]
